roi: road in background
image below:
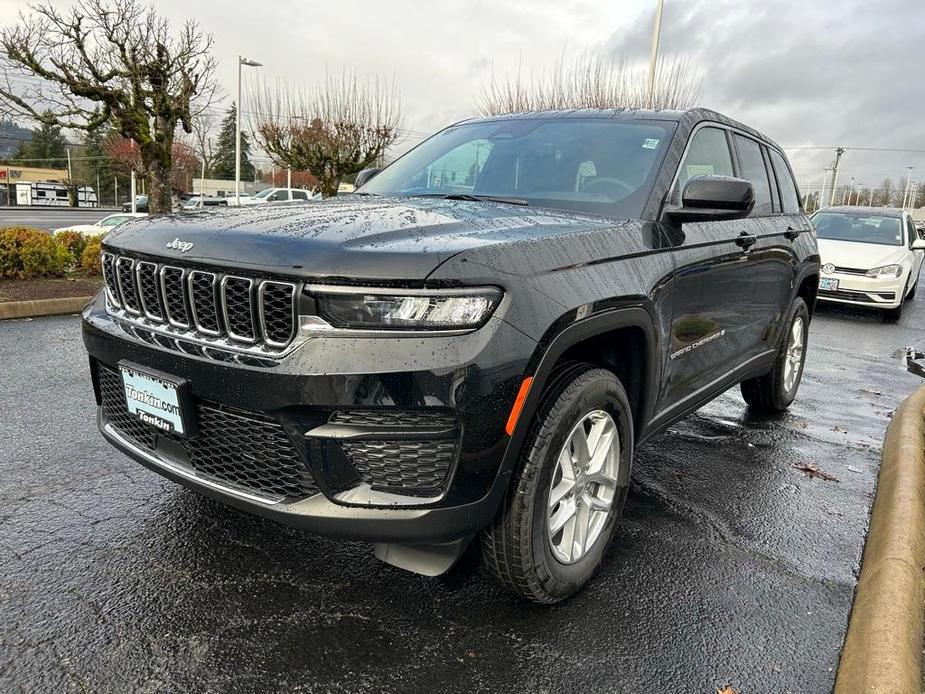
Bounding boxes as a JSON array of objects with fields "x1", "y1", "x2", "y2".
[
  {"x1": 2, "y1": 297, "x2": 924, "y2": 692},
  {"x1": 0, "y1": 206, "x2": 120, "y2": 231}
]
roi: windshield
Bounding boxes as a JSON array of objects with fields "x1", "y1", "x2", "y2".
[
  {"x1": 254, "y1": 189, "x2": 274, "y2": 199},
  {"x1": 99, "y1": 215, "x2": 128, "y2": 227},
  {"x1": 812, "y1": 212, "x2": 905, "y2": 246},
  {"x1": 361, "y1": 118, "x2": 675, "y2": 217}
]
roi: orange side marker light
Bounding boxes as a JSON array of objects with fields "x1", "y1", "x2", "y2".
[{"x1": 505, "y1": 376, "x2": 534, "y2": 436}]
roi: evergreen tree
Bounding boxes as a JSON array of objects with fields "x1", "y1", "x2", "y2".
[
  {"x1": 212, "y1": 103, "x2": 254, "y2": 180},
  {"x1": 23, "y1": 113, "x2": 69, "y2": 168},
  {"x1": 77, "y1": 126, "x2": 122, "y2": 206}
]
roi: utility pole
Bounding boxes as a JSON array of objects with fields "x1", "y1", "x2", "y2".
[
  {"x1": 818, "y1": 168, "x2": 831, "y2": 211},
  {"x1": 829, "y1": 147, "x2": 845, "y2": 206},
  {"x1": 902, "y1": 167, "x2": 915, "y2": 210},
  {"x1": 868, "y1": 186, "x2": 874, "y2": 206},
  {"x1": 647, "y1": 0, "x2": 665, "y2": 108},
  {"x1": 843, "y1": 176, "x2": 854, "y2": 205}
]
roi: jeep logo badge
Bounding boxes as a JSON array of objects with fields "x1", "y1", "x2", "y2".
[{"x1": 167, "y1": 238, "x2": 194, "y2": 253}]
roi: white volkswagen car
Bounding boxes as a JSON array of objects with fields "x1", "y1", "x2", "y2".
[
  {"x1": 813, "y1": 207, "x2": 925, "y2": 319},
  {"x1": 53, "y1": 212, "x2": 148, "y2": 236}
]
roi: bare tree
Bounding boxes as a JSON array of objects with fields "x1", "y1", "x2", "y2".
[
  {"x1": 478, "y1": 51, "x2": 701, "y2": 116},
  {"x1": 0, "y1": 0, "x2": 217, "y2": 213},
  {"x1": 250, "y1": 71, "x2": 401, "y2": 197},
  {"x1": 190, "y1": 107, "x2": 218, "y2": 179}
]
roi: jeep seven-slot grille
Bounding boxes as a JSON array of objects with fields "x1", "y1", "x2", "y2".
[
  {"x1": 97, "y1": 364, "x2": 319, "y2": 500},
  {"x1": 101, "y1": 251, "x2": 298, "y2": 350}
]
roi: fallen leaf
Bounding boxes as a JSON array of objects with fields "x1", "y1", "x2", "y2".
[
  {"x1": 717, "y1": 686, "x2": 741, "y2": 694},
  {"x1": 797, "y1": 420, "x2": 808, "y2": 429},
  {"x1": 793, "y1": 463, "x2": 840, "y2": 482},
  {"x1": 832, "y1": 425, "x2": 846, "y2": 433},
  {"x1": 860, "y1": 388, "x2": 884, "y2": 396}
]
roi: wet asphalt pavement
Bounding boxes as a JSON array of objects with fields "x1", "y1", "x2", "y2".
[{"x1": 3, "y1": 297, "x2": 925, "y2": 693}]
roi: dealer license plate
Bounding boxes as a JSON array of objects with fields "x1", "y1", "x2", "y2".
[
  {"x1": 119, "y1": 363, "x2": 190, "y2": 436},
  {"x1": 819, "y1": 277, "x2": 839, "y2": 291}
]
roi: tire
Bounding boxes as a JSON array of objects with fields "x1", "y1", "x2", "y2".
[
  {"x1": 885, "y1": 300, "x2": 904, "y2": 322},
  {"x1": 885, "y1": 280, "x2": 907, "y2": 322},
  {"x1": 907, "y1": 280, "x2": 917, "y2": 300},
  {"x1": 740, "y1": 297, "x2": 809, "y2": 413},
  {"x1": 482, "y1": 364, "x2": 633, "y2": 603}
]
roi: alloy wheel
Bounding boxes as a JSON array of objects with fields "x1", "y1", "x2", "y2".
[
  {"x1": 783, "y1": 316, "x2": 805, "y2": 392},
  {"x1": 546, "y1": 410, "x2": 621, "y2": 564}
]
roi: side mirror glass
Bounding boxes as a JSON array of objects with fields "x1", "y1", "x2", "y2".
[
  {"x1": 667, "y1": 175, "x2": 754, "y2": 223},
  {"x1": 355, "y1": 167, "x2": 382, "y2": 189}
]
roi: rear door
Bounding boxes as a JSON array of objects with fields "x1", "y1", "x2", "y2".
[
  {"x1": 658, "y1": 125, "x2": 761, "y2": 411},
  {"x1": 731, "y1": 136, "x2": 804, "y2": 354}
]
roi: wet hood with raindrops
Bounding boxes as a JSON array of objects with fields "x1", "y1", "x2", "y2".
[{"x1": 100, "y1": 195, "x2": 631, "y2": 284}]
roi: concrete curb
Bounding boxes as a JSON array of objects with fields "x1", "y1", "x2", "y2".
[
  {"x1": 834, "y1": 385, "x2": 925, "y2": 694},
  {"x1": 0, "y1": 296, "x2": 92, "y2": 320}
]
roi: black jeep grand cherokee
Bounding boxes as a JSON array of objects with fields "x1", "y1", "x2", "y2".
[{"x1": 82, "y1": 108, "x2": 819, "y2": 602}]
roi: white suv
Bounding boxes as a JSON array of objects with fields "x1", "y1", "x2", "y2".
[
  {"x1": 813, "y1": 206, "x2": 925, "y2": 319},
  {"x1": 239, "y1": 188, "x2": 315, "y2": 205}
]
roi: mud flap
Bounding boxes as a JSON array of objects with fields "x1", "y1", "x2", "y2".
[{"x1": 373, "y1": 536, "x2": 474, "y2": 576}]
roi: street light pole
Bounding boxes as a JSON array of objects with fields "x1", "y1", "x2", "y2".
[
  {"x1": 647, "y1": 0, "x2": 665, "y2": 108},
  {"x1": 236, "y1": 55, "x2": 262, "y2": 205}
]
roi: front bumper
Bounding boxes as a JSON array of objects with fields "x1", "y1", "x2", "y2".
[
  {"x1": 82, "y1": 292, "x2": 537, "y2": 543},
  {"x1": 817, "y1": 272, "x2": 905, "y2": 308}
]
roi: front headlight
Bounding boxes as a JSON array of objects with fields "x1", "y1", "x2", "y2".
[
  {"x1": 865, "y1": 264, "x2": 903, "y2": 279},
  {"x1": 306, "y1": 286, "x2": 502, "y2": 331}
]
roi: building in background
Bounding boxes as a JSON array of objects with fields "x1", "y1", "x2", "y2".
[{"x1": 0, "y1": 165, "x2": 75, "y2": 205}]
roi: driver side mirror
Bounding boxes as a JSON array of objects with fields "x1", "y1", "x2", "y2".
[
  {"x1": 667, "y1": 175, "x2": 754, "y2": 223},
  {"x1": 355, "y1": 167, "x2": 382, "y2": 189},
  {"x1": 912, "y1": 239, "x2": 925, "y2": 250}
]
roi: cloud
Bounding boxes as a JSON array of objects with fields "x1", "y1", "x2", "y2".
[{"x1": 606, "y1": 0, "x2": 925, "y2": 193}]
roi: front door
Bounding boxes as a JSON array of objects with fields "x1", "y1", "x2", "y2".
[{"x1": 658, "y1": 125, "x2": 761, "y2": 412}]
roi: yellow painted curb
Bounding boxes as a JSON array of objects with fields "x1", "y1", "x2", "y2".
[
  {"x1": 0, "y1": 296, "x2": 92, "y2": 321},
  {"x1": 834, "y1": 384, "x2": 925, "y2": 694}
]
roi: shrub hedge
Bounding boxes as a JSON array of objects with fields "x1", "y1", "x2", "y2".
[{"x1": 0, "y1": 226, "x2": 103, "y2": 279}]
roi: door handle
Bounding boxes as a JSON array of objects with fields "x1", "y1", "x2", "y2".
[
  {"x1": 784, "y1": 226, "x2": 805, "y2": 241},
  {"x1": 735, "y1": 232, "x2": 758, "y2": 250}
]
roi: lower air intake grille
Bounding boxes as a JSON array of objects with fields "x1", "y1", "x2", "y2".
[
  {"x1": 97, "y1": 364, "x2": 318, "y2": 500},
  {"x1": 341, "y1": 439, "x2": 457, "y2": 493},
  {"x1": 330, "y1": 409, "x2": 457, "y2": 429}
]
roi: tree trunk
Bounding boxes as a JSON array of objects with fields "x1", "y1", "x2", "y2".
[
  {"x1": 320, "y1": 173, "x2": 340, "y2": 198},
  {"x1": 141, "y1": 144, "x2": 174, "y2": 214}
]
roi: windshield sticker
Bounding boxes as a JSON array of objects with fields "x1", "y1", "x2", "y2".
[{"x1": 642, "y1": 138, "x2": 660, "y2": 149}]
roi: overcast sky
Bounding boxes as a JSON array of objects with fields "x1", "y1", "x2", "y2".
[{"x1": 2, "y1": 0, "x2": 923, "y2": 197}]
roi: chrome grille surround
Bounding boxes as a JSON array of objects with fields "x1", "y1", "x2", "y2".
[
  {"x1": 135, "y1": 261, "x2": 164, "y2": 322},
  {"x1": 101, "y1": 251, "x2": 302, "y2": 362}
]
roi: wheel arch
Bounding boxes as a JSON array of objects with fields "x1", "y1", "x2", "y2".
[{"x1": 499, "y1": 306, "x2": 660, "y2": 478}]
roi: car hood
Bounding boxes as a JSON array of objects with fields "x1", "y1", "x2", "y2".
[
  {"x1": 816, "y1": 238, "x2": 908, "y2": 270},
  {"x1": 101, "y1": 196, "x2": 621, "y2": 282}
]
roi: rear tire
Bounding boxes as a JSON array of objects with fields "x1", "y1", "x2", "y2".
[
  {"x1": 740, "y1": 297, "x2": 809, "y2": 413},
  {"x1": 482, "y1": 365, "x2": 633, "y2": 603}
]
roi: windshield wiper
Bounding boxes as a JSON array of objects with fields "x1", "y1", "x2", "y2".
[{"x1": 442, "y1": 193, "x2": 528, "y2": 206}]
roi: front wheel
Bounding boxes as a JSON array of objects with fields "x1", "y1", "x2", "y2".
[
  {"x1": 482, "y1": 365, "x2": 633, "y2": 603},
  {"x1": 740, "y1": 297, "x2": 809, "y2": 413}
]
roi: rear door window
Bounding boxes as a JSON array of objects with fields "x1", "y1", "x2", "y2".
[
  {"x1": 769, "y1": 149, "x2": 801, "y2": 213},
  {"x1": 732, "y1": 134, "x2": 773, "y2": 215}
]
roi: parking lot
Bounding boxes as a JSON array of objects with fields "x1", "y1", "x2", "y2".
[{"x1": 1, "y1": 296, "x2": 922, "y2": 693}]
